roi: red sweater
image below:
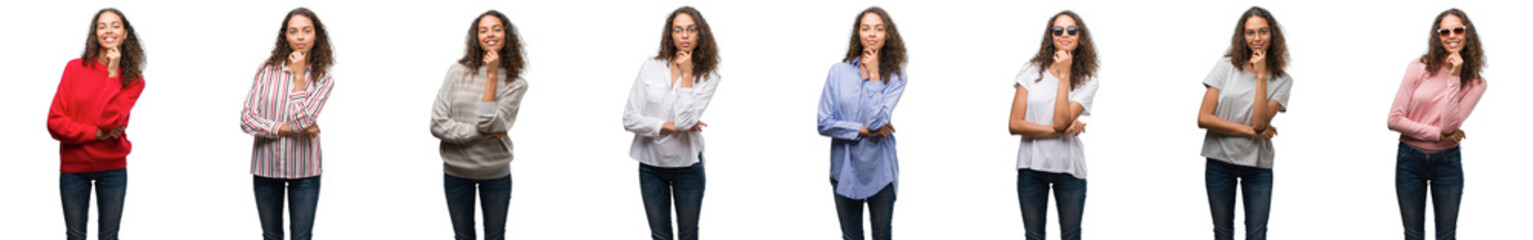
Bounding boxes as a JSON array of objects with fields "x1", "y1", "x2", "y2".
[{"x1": 47, "y1": 58, "x2": 146, "y2": 173}]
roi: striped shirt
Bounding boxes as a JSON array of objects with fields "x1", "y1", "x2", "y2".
[
  {"x1": 431, "y1": 64, "x2": 528, "y2": 179},
  {"x1": 240, "y1": 64, "x2": 335, "y2": 179}
]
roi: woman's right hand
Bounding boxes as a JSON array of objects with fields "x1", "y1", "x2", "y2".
[
  {"x1": 95, "y1": 126, "x2": 125, "y2": 140},
  {"x1": 1065, "y1": 120, "x2": 1086, "y2": 135},
  {"x1": 1441, "y1": 129, "x2": 1465, "y2": 143},
  {"x1": 878, "y1": 123, "x2": 896, "y2": 137},
  {"x1": 859, "y1": 124, "x2": 895, "y2": 137},
  {"x1": 1256, "y1": 125, "x2": 1277, "y2": 139}
]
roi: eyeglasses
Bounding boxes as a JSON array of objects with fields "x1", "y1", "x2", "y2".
[
  {"x1": 671, "y1": 27, "x2": 699, "y2": 34},
  {"x1": 1051, "y1": 26, "x2": 1079, "y2": 37},
  {"x1": 1437, "y1": 26, "x2": 1467, "y2": 37}
]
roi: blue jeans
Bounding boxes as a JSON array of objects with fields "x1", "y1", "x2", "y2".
[
  {"x1": 254, "y1": 175, "x2": 321, "y2": 240},
  {"x1": 1395, "y1": 142, "x2": 1463, "y2": 240},
  {"x1": 444, "y1": 174, "x2": 512, "y2": 240},
  {"x1": 60, "y1": 168, "x2": 127, "y2": 240},
  {"x1": 1017, "y1": 169, "x2": 1086, "y2": 240},
  {"x1": 832, "y1": 179, "x2": 895, "y2": 240},
  {"x1": 639, "y1": 157, "x2": 706, "y2": 240},
  {"x1": 1205, "y1": 159, "x2": 1272, "y2": 240}
]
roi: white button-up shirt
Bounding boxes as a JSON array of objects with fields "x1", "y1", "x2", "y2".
[{"x1": 622, "y1": 58, "x2": 721, "y2": 167}]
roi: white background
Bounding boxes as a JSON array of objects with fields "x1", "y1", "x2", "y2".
[{"x1": 2, "y1": 0, "x2": 1527, "y2": 239}]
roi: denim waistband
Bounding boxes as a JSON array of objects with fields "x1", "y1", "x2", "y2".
[{"x1": 1398, "y1": 142, "x2": 1460, "y2": 159}]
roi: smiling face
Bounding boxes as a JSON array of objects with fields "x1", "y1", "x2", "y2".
[
  {"x1": 670, "y1": 13, "x2": 698, "y2": 53},
  {"x1": 1051, "y1": 15, "x2": 1078, "y2": 52},
  {"x1": 1243, "y1": 16, "x2": 1271, "y2": 53},
  {"x1": 477, "y1": 15, "x2": 505, "y2": 52},
  {"x1": 858, "y1": 13, "x2": 886, "y2": 51},
  {"x1": 1438, "y1": 15, "x2": 1465, "y2": 53},
  {"x1": 95, "y1": 11, "x2": 123, "y2": 51},
  {"x1": 285, "y1": 15, "x2": 315, "y2": 53}
]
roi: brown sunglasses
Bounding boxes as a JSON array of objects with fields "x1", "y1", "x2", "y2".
[{"x1": 1437, "y1": 26, "x2": 1468, "y2": 37}]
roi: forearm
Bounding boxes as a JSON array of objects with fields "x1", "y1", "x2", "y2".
[
  {"x1": 286, "y1": 76, "x2": 333, "y2": 129},
  {"x1": 1200, "y1": 113, "x2": 1256, "y2": 137},
  {"x1": 482, "y1": 73, "x2": 498, "y2": 102},
  {"x1": 1010, "y1": 119, "x2": 1059, "y2": 138},
  {"x1": 672, "y1": 80, "x2": 716, "y2": 129},
  {"x1": 432, "y1": 118, "x2": 484, "y2": 143},
  {"x1": 1051, "y1": 76, "x2": 1072, "y2": 132},
  {"x1": 1250, "y1": 76, "x2": 1270, "y2": 131},
  {"x1": 1442, "y1": 81, "x2": 1488, "y2": 132},
  {"x1": 478, "y1": 83, "x2": 526, "y2": 133},
  {"x1": 241, "y1": 110, "x2": 282, "y2": 138}
]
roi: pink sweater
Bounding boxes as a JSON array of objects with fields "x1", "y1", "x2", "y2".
[{"x1": 1387, "y1": 60, "x2": 1487, "y2": 152}]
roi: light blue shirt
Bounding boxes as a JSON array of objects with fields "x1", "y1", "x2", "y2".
[{"x1": 817, "y1": 59, "x2": 906, "y2": 200}]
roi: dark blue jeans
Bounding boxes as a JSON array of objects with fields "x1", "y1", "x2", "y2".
[
  {"x1": 1395, "y1": 142, "x2": 1463, "y2": 240},
  {"x1": 832, "y1": 179, "x2": 895, "y2": 240},
  {"x1": 444, "y1": 174, "x2": 512, "y2": 240},
  {"x1": 60, "y1": 168, "x2": 127, "y2": 240},
  {"x1": 254, "y1": 175, "x2": 321, "y2": 240},
  {"x1": 1017, "y1": 169, "x2": 1086, "y2": 240},
  {"x1": 639, "y1": 158, "x2": 705, "y2": 240},
  {"x1": 1205, "y1": 159, "x2": 1272, "y2": 240}
]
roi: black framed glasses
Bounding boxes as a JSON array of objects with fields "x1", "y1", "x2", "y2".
[
  {"x1": 1437, "y1": 26, "x2": 1467, "y2": 37},
  {"x1": 671, "y1": 27, "x2": 699, "y2": 34},
  {"x1": 1051, "y1": 26, "x2": 1079, "y2": 37}
]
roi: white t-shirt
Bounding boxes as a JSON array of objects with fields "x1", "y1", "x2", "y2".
[
  {"x1": 1200, "y1": 58, "x2": 1292, "y2": 168},
  {"x1": 1014, "y1": 63, "x2": 1099, "y2": 179}
]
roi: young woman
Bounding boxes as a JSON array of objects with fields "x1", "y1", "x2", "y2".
[
  {"x1": 1195, "y1": 6, "x2": 1293, "y2": 240},
  {"x1": 1007, "y1": 10, "x2": 1099, "y2": 240},
  {"x1": 430, "y1": 10, "x2": 529, "y2": 240},
  {"x1": 816, "y1": 7, "x2": 906, "y2": 240},
  {"x1": 238, "y1": 7, "x2": 335, "y2": 240},
  {"x1": 47, "y1": 8, "x2": 145, "y2": 240},
  {"x1": 620, "y1": 6, "x2": 721, "y2": 240},
  {"x1": 1386, "y1": 8, "x2": 1487, "y2": 240}
]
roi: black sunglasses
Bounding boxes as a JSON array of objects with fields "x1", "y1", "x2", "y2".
[
  {"x1": 1436, "y1": 26, "x2": 1467, "y2": 37},
  {"x1": 1051, "y1": 26, "x2": 1079, "y2": 37}
]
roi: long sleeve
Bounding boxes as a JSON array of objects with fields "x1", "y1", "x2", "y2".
[
  {"x1": 1439, "y1": 78, "x2": 1487, "y2": 133},
  {"x1": 241, "y1": 68, "x2": 282, "y2": 138},
  {"x1": 671, "y1": 74, "x2": 720, "y2": 130},
  {"x1": 865, "y1": 75, "x2": 907, "y2": 130},
  {"x1": 476, "y1": 78, "x2": 528, "y2": 133},
  {"x1": 818, "y1": 67, "x2": 862, "y2": 140},
  {"x1": 100, "y1": 78, "x2": 145, "y2": 129},
  {"x1": 1386, "y1": 65, "x2": 1439, "y2": 141},
  {"x1": 431, "y1": 70, "x2": 485, "y2": 143},
  {"x1": 623, "y1": 64, "x2": 666, "y2": 137},
  {"x1": 47, "y1": 66, "x2": 98, "y2": 144},
  {"x1": 286, "y1": 72, "x2": 334, "y2": 130}
]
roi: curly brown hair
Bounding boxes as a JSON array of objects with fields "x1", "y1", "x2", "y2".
[
  {"x1": 263, "y1": 7, "x2": 334, "y2": 79},
  {"x1": 655, "y1": 6, "x2": 719, "y2": 82},
  {"x1": 458, "y1": 10, "x2": 527, "y2": 82},
  {"x1": 80, "y1": 8, "x2": 145, "y2": 87},
  {"x1": 1420, "y1": 8, "x2": 1484, "y2": 85},
  {"x1": 1027, "y1": 10, "x2": 1097, "y2": 89},
  {"x1": 841, "y1": 7, "x2": 906, "y2": 83},
  {"x1": 1224, "y1": 6, "x2": 1288, "y2": 78}
]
